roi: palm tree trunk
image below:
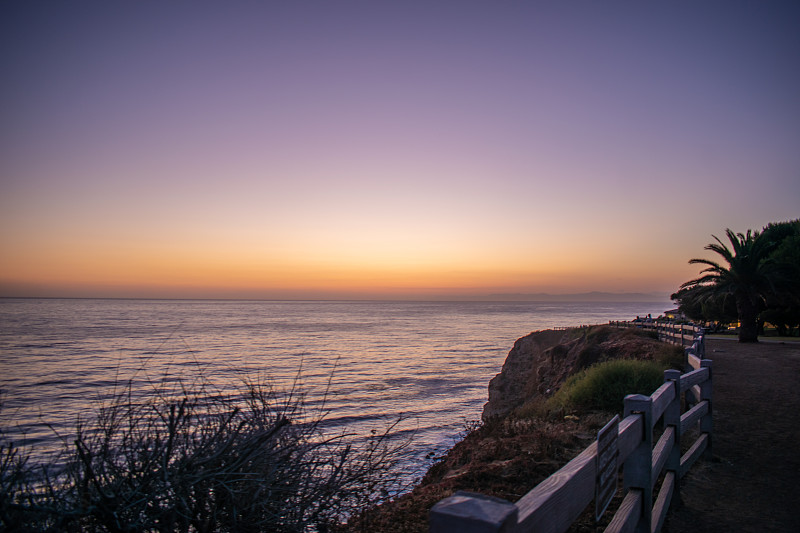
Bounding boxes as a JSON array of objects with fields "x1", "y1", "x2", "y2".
[{"x1": 737, "y1": 295, "x2": 759, "y2": 342}]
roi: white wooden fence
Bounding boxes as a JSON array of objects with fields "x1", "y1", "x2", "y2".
[
  {"x1": 430, "y1": 323, "x2": 711, "y2": 533},
  {"x1": 610, "y1": 320, "x2": 704, "y2": 353}
]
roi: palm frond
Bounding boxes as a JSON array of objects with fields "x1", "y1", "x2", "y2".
[{"x1": 688, "y1": 258, "x2": 723, "y2": 270}]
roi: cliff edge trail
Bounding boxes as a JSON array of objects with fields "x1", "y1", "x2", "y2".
[{"x1": 664, "y1": 338, "x2": 800, "y2": 533}]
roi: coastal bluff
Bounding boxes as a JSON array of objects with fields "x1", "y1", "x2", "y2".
[
  {"x1": 347, "y1": 324, "x2": 686, "y2": 532},
  {"x1": 482, "y1": 326, "x2": 676, "y2": 420}
]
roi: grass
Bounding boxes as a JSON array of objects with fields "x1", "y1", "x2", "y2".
[{"x1": 545, "y1": 359, "x2": 667, "y2": 414}]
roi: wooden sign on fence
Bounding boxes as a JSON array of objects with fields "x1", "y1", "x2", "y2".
[{"x1": 596, "y1": 414, "x2": 620, "y2": 521}]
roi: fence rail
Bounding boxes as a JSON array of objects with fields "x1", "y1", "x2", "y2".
[
  {"x1": 430, "y1": 322, "x2": 711, "y2": 533},
  {"x1": 610, "y1": 320, "x2": 703, "y2": 352}
]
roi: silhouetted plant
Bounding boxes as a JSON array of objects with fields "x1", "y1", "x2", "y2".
[
  {"x1": 0, "y1": 375, "x2": 407, "y2": 532},
  {"x1": 679, "y1": 229, "x2": 780, "y2": 342},
  {"x1": 1, "y1": 397, "x2": 35, "y2": 530},
  {"x1": 676, "y1": 221, "x2": 800, "y2": 341}
]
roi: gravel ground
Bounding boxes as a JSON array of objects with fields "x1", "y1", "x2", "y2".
[{"x1": 663, "y1": 338, "x2": 800, "y2": 533}]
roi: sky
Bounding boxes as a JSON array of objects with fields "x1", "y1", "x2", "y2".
[{"x1": 1, "y1": 1, "x2": 799, "y2": 301}]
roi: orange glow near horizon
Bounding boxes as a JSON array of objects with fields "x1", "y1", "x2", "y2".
[
  {"x1": 1, "y1": 228, "x2": 691, "y2": 300},
  {"x1": 0, "y1": 185, "x2": 715, "y2": 300}
]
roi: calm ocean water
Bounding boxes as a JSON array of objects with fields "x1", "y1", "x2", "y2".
[{"x1": 0, "y1": 298, "x2": 669, "y2": 482}]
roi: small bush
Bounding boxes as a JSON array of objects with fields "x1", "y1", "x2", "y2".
[
  {"x1": 584, "y1": 325, "x2": 615, "y2": 344},
  {"x1": 547, "y1": 359, "x2": 666, "y2": 414},
  {"x1": 653, "y1": 343, "x2": 685, "y2": 369}
]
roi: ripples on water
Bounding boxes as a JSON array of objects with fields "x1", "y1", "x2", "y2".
[{"x1": 0, "y1": 298, "x2": 669, "y2": 481}]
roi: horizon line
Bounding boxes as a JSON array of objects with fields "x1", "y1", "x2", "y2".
[{"x1": 1, "y1": 290, "x2": 674, "y2": 304}]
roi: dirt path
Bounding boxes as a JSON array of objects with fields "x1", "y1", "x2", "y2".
[{"x1": 664, "y1": 338, "x2": 800, "y2": 532}]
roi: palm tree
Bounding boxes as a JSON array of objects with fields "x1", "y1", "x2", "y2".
[{"x1": 680, "y1": 229, "x2": 779, "y2": 342}]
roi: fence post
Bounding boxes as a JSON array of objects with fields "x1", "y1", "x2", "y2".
[
  {"x1": 700, "y1": 359, "x2": 713, "y2": 459},
  {"x1": 684, "y1": 343, "x2": 699, "y2": 409},
  {"x1": 623, "y1": 394, "x2": 653, "y2": 533},
  {"x1": 663, "y1": 369, "x2": 682, "y2": 502},
  {"x1": 430, "y1": 491, "x2": 517, "y2": 533},
  {"x1": 695, "y1": 331, "x2": 705, "y2": 358}
]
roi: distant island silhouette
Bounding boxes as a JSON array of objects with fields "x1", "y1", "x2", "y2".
[{"x1": 485, "y1": 291, "x2": 670, "y2": 302}]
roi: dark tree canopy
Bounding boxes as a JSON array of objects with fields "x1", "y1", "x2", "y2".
[
  {"x1": 671, "y1": 285, "x2": 737, "y2": 325},
  {"x1": 759, "y1": 219, "x2": 800, "y2": 334},
  {"x1": 674, "y1": 220, "x2": 800, "y2": 342}
]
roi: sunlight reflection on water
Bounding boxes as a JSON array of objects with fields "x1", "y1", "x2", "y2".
[{"x1": 0, "y1": 298, "x2": 668, "y2": 481}]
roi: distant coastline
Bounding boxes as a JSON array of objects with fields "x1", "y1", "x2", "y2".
[{"x1": 484, "y1": 291, "x2": 671, "y2": 303}]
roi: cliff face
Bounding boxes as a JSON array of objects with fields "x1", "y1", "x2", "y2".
[
  {"x1": 482, "y1": 326, "x2": 674, "y2": 421},
  {"x1": 350, "y1": 325, "x2": 683, "y2": 532}
]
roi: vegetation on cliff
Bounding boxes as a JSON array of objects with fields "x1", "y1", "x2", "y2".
[
  {"x1": 483, "y1": 325, "x2": 681, "y2": 420},
  {"x1": 545, "y1": 359, "x2": 667, "y2": 414}
]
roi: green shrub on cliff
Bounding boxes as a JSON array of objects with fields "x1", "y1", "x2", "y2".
[{"x1": 547, "y1": 359, "x2": 665, "y2": 414}]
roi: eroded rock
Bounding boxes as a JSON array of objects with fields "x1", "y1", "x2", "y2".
[{"x1": 482, "y1": 326, "x2": 674, "y2": 421}]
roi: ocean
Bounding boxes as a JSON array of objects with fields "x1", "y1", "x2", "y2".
[{"x1": 0, "y1": 298, "x2": 670, "y2": 483}]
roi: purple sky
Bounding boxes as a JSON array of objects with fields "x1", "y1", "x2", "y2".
[{"x1": 1, "y1": 1, "x2": 799, "y2": 299}]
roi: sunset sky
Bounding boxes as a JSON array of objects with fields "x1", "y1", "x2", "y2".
[{"x1": 2, "y1": 1, "x2": 799, "y2": 300}]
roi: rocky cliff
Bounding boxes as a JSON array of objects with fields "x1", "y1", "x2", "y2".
[
  {"x1": 482, "y1": 325, "x2": 677, "y2": 420},
  {"x1": 349, "y1": 324, "x2": 683, "y2": 532}
]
